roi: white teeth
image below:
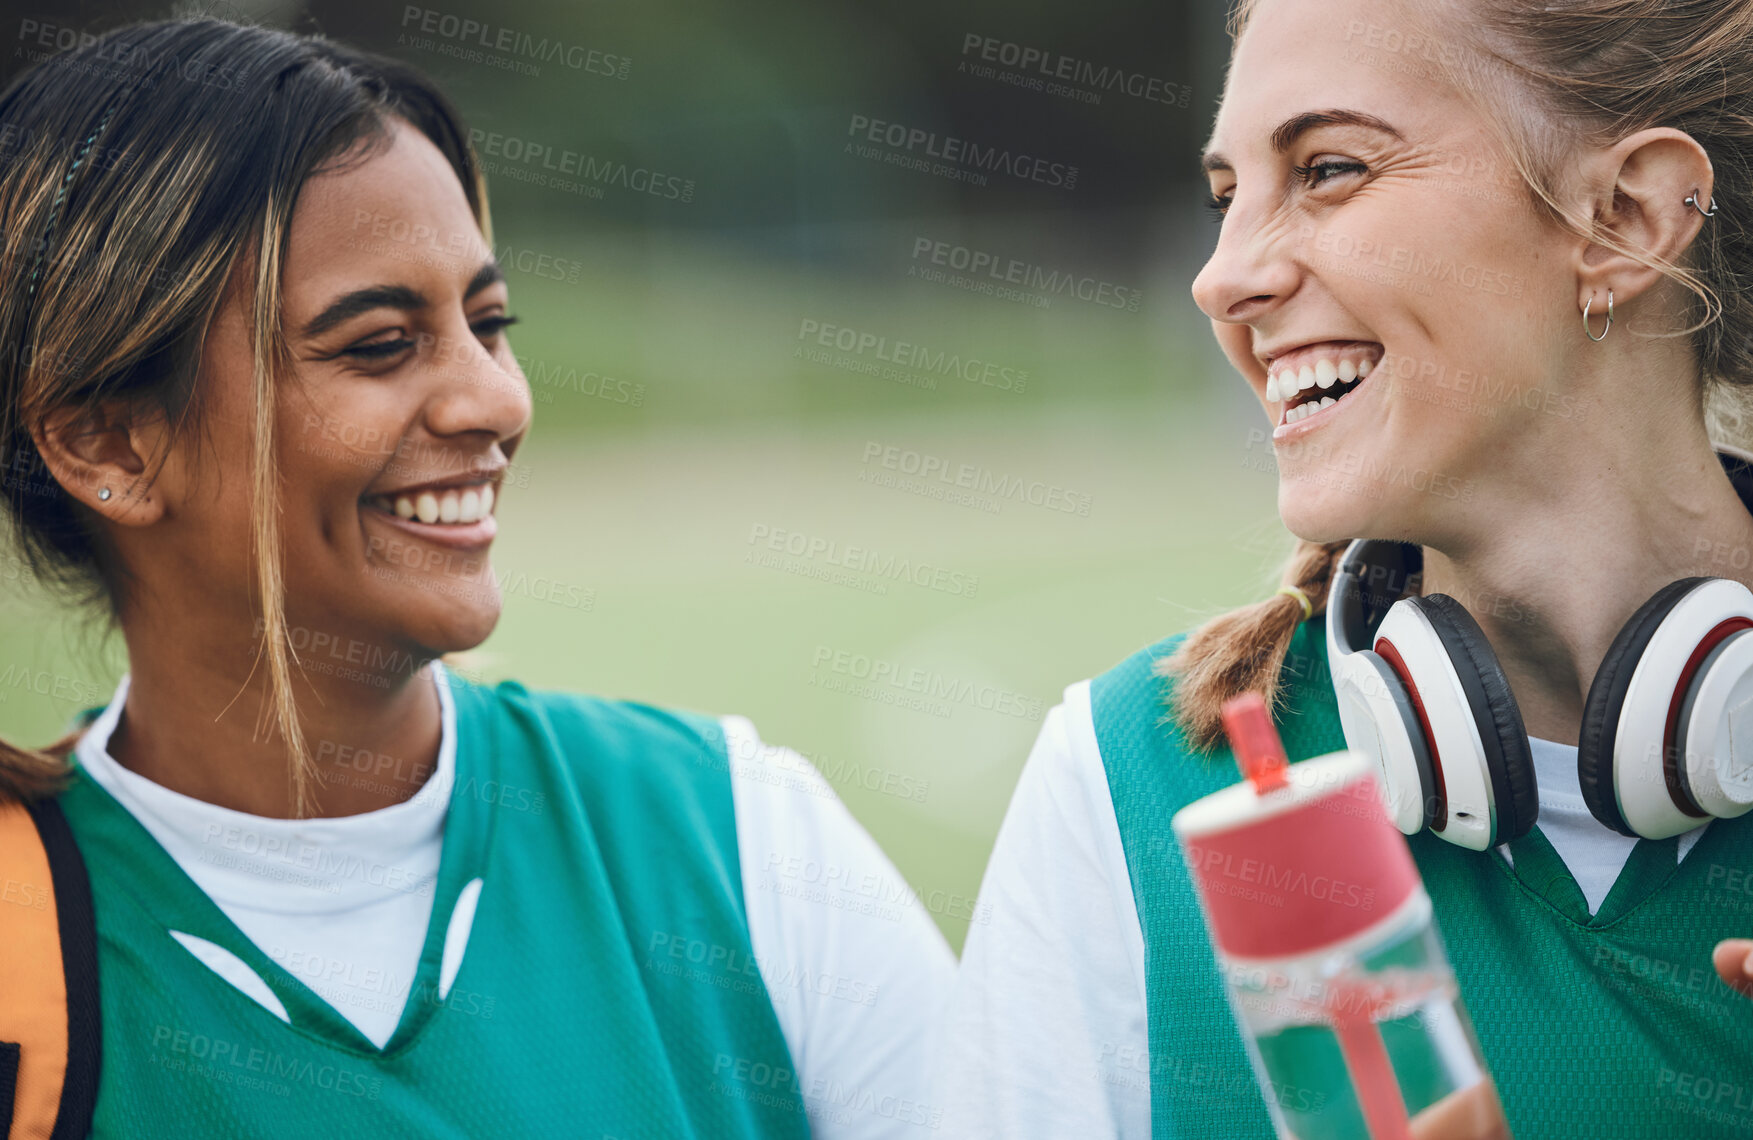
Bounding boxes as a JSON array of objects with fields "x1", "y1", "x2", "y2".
[
  {"x1": 380, "y1": 485, "x2": 495, "y2": 525},
  {"x1": 1315, "y1": 359, "x2": 1338, "y2": 389},
  {"x1": 1338, "y1": 358, "x2": 1359, "y2": 382},
  {"x1": 1266, "y1": 374, "x2": 1281, "y2": 402},
  {"x1": 1283, "y1": 394, "x2": 1342, "y2": 425},
  {"x1": 1298, "y1": 365, "x2": 1316, "y2": 391},
  {"x1": 1359, "y1": 357, "x2": 1373, "y2": 377}
]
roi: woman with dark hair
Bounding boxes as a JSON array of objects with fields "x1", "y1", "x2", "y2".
[
  {"x1": 0, "y1": 18, "x2": 949, "y2": 1138},
  {"x1": 937, "y1": 0, "x2": 1753, "y2": 1137}
]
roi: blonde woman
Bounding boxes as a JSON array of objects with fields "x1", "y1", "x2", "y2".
[
  {"x1": 0, "y1": 18, "x2": 950, "y2": 1138},
  {"x1": 937, "y1": 1, "x2": 1753, "y2": 1137}
]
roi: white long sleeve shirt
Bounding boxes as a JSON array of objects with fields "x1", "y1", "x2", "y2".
[{"x1": 74, "y1": 660, "x2": 954, "y2": 1140}]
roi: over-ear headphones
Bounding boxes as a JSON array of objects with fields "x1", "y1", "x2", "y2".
[{"x1": 1325, "y1": 445, "x2": 1753, "y2": 850}]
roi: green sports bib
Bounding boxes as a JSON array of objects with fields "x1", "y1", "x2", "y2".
[
  {"x1": 57, "y1": 676, "x2": 812, "y2": 1139},
  {"x1": 1095, "y1": 615, "x2": 1753, "y2": 1139}
]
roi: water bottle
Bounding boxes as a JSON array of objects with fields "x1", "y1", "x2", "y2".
[{"x1": 1170, "y1": 692, "x2": 1509, "y2": 1140}]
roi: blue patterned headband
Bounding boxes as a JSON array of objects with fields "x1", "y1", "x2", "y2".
[{"x1": 24, "y1": 93, "x2": 125, "y2": 303}]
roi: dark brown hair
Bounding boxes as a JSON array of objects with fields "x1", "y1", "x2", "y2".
[{"x1": 0, "y1": 18, "x2": 490, "y2": 809}]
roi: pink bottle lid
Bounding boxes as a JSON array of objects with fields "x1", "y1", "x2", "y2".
[{"x1": 1170, "y1": 693, "x2": 1420, "y2": 960}]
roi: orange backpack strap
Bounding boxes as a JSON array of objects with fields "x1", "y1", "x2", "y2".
[{"x1": 0, "y1": 797, "x2": 99, "y2": 1140}]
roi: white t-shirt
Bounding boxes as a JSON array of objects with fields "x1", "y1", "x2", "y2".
[
  {"x1": 930, "y1": 680, "x2": 1710, "y2": 1140},
  {"x1": 74, "y1": 661, "x2": 953, "y2": 1140}
]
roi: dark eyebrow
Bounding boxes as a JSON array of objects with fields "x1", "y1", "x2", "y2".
[
  {"x1": 1199, "y1": 109, "x2": 1404, "y2": 175},
  {"x1": 300, "y1": 258, "x2": 506, "y2": 340},
  {"x1": 464, "y1": 259, "x2": 505, "y2": 300}
]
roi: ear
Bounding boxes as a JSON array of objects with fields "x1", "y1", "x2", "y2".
[
  {"x1": 1575, "y1": 127, "x2": 1713, "y2": 316},
  {"x1": 30, "y1": 402, "x2": 169, "y2": 527}
]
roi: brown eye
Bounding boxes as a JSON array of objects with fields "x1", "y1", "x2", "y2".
[
  {"x1": 471, "y1": 314, "x2": 519, "y2": 340},
  {"x1": 346, "y1": 337, "x2": 415, "y2": 361},
  {"x1": 1292, "y1": 160, "x2": 1367, "y2": 188}
]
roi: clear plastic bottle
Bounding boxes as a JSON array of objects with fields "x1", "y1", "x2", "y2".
[{"x1": 1170, "y1": 692, "x2": 1508, "y2": 1140}]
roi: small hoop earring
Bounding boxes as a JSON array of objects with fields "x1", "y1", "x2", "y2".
[
  {"x1": 98, "y1": 487, "x2": 112, "y2": 502},
  {"x1": 1686, "y1": 189, "x2": 1719, "y2": 218},
  {"x1": 1583, "y1": 289, "x2": 1614, "y2": 342}
]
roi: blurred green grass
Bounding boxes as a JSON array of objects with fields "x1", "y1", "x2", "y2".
[{"x1": 0, "y1": 234, "x2": 1291, "y2": 953}]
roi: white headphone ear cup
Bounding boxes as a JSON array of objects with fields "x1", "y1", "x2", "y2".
[
  {"x1": 1586, "y1": 578, "x2": 1753, "y2": 839},
  {"x1": 1331, "y1": 647, "x2": 1435, "y2": 833},
  {"x1": 1413, "y1": 594, "x2": 1539, "y2": 847},
  {"x1": 1374, "y1": 600, "x2": 1502, "y2": 851},
  {"x1": 1676, "y1": 628, "x2": 1753, "y2": 818}
]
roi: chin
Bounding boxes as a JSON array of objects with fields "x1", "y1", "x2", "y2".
[
  {"x1": 400, "y1": 592, "x2": 502, "y2": 657},
  {"x1": 1276, "y1": 473, "x2": 1378, "y2": 546}
]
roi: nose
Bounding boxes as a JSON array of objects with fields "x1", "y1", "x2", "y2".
[
  {"x1": 420, "y1": 317, "x2": 532, "y2": 453},
  {"x1": 1190, "y1": 199, "x2": 1300, "y2": 327}
]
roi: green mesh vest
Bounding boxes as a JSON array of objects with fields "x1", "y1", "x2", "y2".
[
  {"x1": 56, "y1": 675, "x2": 812, "y2": 1139},
  {"x1": 1095, "y1": 615, "x2": 1753, "y2": 1139}
]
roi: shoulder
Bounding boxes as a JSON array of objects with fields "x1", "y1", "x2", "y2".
[
  {"x1": 442, "y1": 671, "x2": 737, "y2": 819},
  {"x1": 1084, "y1": 628, "x2": 1198, "y2": 786},
  {"x1": 1088, "y1": 630, "x2": 1191, "y2": 740},
  {"x1": 1088, "y1": 616, "x2": 1331, "y2": 754},
  {"x1": 450, "y1": 670, "x2": 728, "y2": 767},
  {"x1": 1086, "y1": 616, "x2": 1335, "y2": 816}
]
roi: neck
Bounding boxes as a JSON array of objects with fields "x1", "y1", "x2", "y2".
[
  {"x1": 1416, "y1": 412, "x2": 1753, "y2": 747},
  {"x1": 103, "y1": 607, "x2": 441, "y2": 819}
]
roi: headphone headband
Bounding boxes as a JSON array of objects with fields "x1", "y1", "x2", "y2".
[{"x1": 1329, "y1": 539, "x2": 1422, "y2": 657}]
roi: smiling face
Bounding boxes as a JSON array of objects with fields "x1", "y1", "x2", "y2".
[
  {"x1": 165, "y1": 115, "x2": 532, "y2": 664},
  {"x1": 1192, "y1": 0, "x2": 1580, "y2": 543}
]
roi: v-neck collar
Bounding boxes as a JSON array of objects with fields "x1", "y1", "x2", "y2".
[
  {"x1": 1502, "y1": 823, "x2": 1688, "y2": 928},
  {"x1": 63, "y1": 668, "x2": 498, "y2": 1057},
  {"x1": 1287, "y1": 615, "x2": 1715, "y2": 929}
]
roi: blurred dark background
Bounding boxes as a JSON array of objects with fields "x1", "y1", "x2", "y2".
[{"x1": 0, "y1": 0, "x2": 1294, "y2": 950}]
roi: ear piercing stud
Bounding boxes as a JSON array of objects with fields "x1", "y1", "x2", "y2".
[
  {"x1": 98, "y1": 487, "x2": 111, "y2": 501},
  {"x1": 1686, "y1": 189, "x2": 1719, "y2": 217}
]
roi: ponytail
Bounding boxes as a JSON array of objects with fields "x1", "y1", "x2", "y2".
[
  {"x1": 0, "y1": 728, "x2": 78, "y2": 804},
  {"x1": 1154, "y1": 538, "x2": 1357, "y2": 755}
]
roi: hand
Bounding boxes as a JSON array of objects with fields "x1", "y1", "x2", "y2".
[
  {"x1": 1712, "y1": 939, "x2": 1753, "y2": 998},
  {"x1": 1409, "y1": 1077, "x2": 1510, "y2": 1140}
]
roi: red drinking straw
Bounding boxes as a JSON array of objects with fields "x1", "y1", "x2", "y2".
[
  {"x1": 1219, "y1": 692, "x2": 1414, "y2": 1139},
  {"x1": 1219, "y1": 692, "x2": 1288, "y2": 794}
]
